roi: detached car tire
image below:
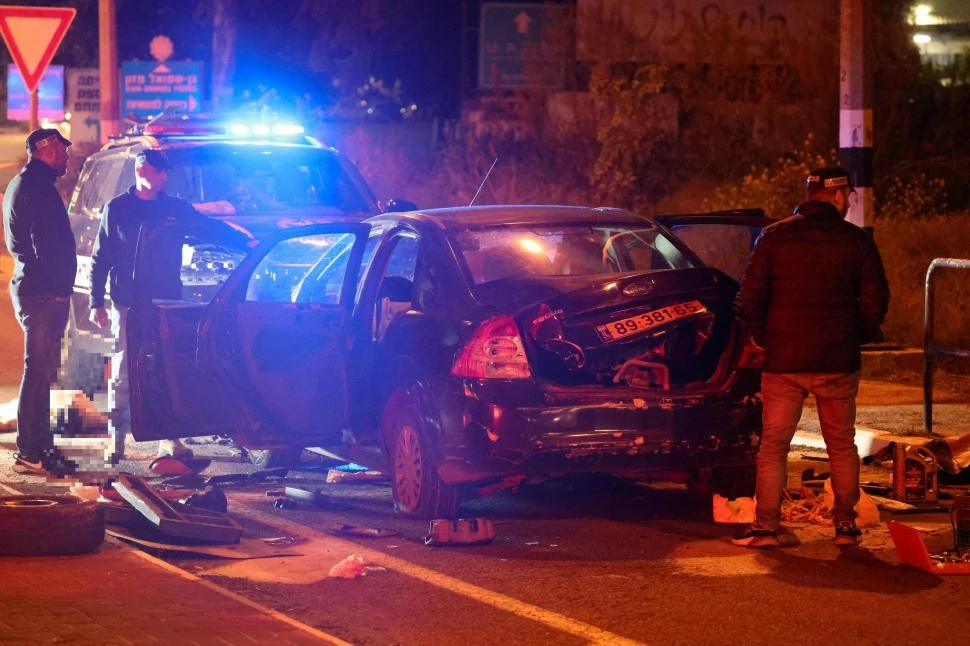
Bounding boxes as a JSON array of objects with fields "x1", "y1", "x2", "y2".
[
  {"x1": 0, "y1": 495, "x2": 105, "y2": 556},
  {"x1": 385, "y1": 394, "x2": 460, "y2": 520}
]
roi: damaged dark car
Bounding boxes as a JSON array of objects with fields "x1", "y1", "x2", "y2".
[{"x1": 126, "y1": 205, "x2": 768, "y2": 518}]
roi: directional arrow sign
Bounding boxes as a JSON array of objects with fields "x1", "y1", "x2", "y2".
[{"x1": 0, "y1": 5, "x2": 76, "y2": 93}]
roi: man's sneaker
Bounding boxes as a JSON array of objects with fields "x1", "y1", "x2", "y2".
[
  {"x1": 12, "y1": 452, "x2": 46, "y2": 475},
  {"x1": 731, "y1": 524, "x2": 780, "y2": 548},
  {"x1": 834, "y1": 521, "x2": 862, "y2": 546}
]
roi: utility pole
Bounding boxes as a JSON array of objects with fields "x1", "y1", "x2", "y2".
[
  {"x1": 99, "y1": 0, "x2": 120, "y2": 141},
  {"x1": 840, "y1": 0, "x2": 873, "y2": 229}
]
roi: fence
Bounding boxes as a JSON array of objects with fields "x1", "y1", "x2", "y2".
[{"x1": 923, "y1": 257, "x2": 970, "y2": 433}]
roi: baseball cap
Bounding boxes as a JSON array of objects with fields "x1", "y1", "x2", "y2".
[
  {"x1": 135, "y1": 149, "x2": 171, "y2": 171},
  {"x1": 806, "y1": 167, "x2": 854, "y2": 192},
  {"x1": 26, "y1": 128, "x2": 71, "y2": 152}
]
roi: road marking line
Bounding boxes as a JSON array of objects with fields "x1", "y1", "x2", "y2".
[
  {"x1": 0, "y1": 482, "x2": 348, "y2": 645},
  {"x1": 237, "y1": 503, "x2": 645, "y2": 646},
  {"x1": 127, "y1": 548, "x2": 352, "y2": 645},
  {"x1": 0, "y1": 481, "x2": 21, "y2": 495}
]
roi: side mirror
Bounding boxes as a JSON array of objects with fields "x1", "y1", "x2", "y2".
[{"x1": 380, "y1": 198, "x2": 418, "y2": 213}]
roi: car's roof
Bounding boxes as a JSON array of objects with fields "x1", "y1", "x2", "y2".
[{"x1": 374, "y1": 205, "x2": 653, "y2": 230}]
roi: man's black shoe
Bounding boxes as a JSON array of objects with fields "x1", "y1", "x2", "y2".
[{"x1": 12, "y1": 452, "x2": 46, "y2": 475}]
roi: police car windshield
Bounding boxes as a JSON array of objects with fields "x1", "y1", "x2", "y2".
[{"x1": 163, "y1": 145, "x2": 375, "y2": 215}]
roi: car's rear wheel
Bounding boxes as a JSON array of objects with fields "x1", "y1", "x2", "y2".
[{"x1": 385, "y1": 395, "x2": 459, "y2": 519}]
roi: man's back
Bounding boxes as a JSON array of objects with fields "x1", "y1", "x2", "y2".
[{"x1": 741, "y1": 200, "x2": 889, "y2": 373}]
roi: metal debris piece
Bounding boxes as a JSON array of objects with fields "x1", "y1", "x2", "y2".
[
  {"x1": 112, "y1": 474, "x2": 242, "y2": 544},
  {"x1": 330, "y1": 523, "x2": 398, "y2": 539}
]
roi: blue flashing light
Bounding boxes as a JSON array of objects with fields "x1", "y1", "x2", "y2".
[
  {"x1": 273, "y1": 123, "x2": 305, "y2": 136},
  {"x1": 225, "y1": 121, "x2": 305, "y2": 139}
]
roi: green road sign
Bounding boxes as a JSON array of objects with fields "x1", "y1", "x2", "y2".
[{"x1": 479, "y1": 2, "x2": 566, "y2": 89}]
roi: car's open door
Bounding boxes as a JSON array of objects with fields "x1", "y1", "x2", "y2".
[
  {"x1": 127, "y1": 222, "x2": 369, "y2": 444},
  {"x1": 653, "y1": 209, "x2": 772, "y2": 284}
]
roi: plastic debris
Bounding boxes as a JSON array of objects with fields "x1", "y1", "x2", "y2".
[
  {"x1": 425, "y1": 518, "x2": 496, "y2": 546},
  {"x1": 329, "y1": 554, "x2": 367, "y2": 579},
  {"x1": 712, "y1": 494, "x2": 755, "y2": 524}
]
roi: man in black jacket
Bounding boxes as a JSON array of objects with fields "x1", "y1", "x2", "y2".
[
  {"x1": 88, "y1": 149, "x2": 250, "y2": 462},
  {"x1": 735, "y1": 167, "x2": 890, "y2": 548},
  {"x1": 2, "y1": 129, "x2": 75, "y2": 475}
]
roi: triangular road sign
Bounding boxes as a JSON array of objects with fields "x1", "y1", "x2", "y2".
[{"x1": 0, "y1": 6, "x2": 76, "y2": 93}]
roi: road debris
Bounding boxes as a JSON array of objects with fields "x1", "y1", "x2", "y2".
[
  {"x1": 112, "y1": 474, "x2": 243, "y2": 543},
  {"x1": 889, "y1": 520, "x2": 970, "y2": 575},
  {"x1": 329, "y1": 554, "x2": 367, "y2": 579},
  {"x1": 425, "y1": 518, "x2": 496, "y2": 546},
  {"x1": 330, "y1": 523, "x2": 398, "y2": 539},
  {"x1": 107, "y1": 526, "x2": 301, "y2": 559}
]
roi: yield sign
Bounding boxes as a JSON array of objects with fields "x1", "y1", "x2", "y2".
[{"x1": 0, "y1": 5, "x2": 76, "y2": 93}]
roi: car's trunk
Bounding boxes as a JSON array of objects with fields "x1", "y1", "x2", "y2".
[{"x1": 474, "y1": 268, "x2": 738, "y2": 391}]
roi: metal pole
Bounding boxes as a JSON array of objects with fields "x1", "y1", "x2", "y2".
[
  {"x1": 839, "y1": 0, "x2": 873, "y2": 229},
  {"x1": 28, "y1": 89, "x2": 38, "y2": 131},
  {"x1": 99, "y1": 0, "x2": 120, "y2": 141}
]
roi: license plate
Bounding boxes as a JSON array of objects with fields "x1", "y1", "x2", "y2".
[{"x1": 595, "y1": 301, "x2": 707, "y2": 343}]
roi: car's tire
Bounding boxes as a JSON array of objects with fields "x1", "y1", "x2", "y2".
[
  {"x1": 0, "y1": 495, "x2": 104, "y2": 556},
  {"x1": 246, "y1": 448, "x2": 303, "y2": 469},
  {"x1": 385, "y1": 395, "x2": 460, "y2": 520},
  {"x1": 59, "y1": 312, "x2": 108, "y2": 396}
]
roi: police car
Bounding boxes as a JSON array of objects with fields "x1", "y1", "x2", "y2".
[{"x1": 61, "y1": 115, "x2": 411, "y2": 417}]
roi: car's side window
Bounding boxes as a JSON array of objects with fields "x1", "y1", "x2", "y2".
[
  {"x1": 372, "y1": 234, "x2": 419, "y2": 341},
  {"x1": 293, "y1": 233, "x2": 378, "y2": 305},
  {"x1": 666, "y1": 223, "x2": 759, "y2": 283},
  {"x1": 244, "y1": 233, "x2": 352, "y2": 304},
  {"x1": 70, "y1": 154, "x2": 136, "y2": 257}
]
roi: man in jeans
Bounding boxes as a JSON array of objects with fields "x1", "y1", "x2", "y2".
[
  {"x1": 735, "y1": 167, "x2": 890, "y2": 548},
  {"x1": 2, "y1": 129, "x2": 76, "y2": 475},
  {"x1": 88, "y1": 149, "x2": 249, "y2": 462}
]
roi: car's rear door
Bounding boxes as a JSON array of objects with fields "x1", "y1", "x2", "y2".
[
  {"x1": 653, "y1": 210, "x2": 772, "y2": 283},
  {"x1": 127, "y1": 222, "x2": 369, "y2": 443}
]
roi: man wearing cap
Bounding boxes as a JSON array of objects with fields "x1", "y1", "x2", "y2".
[
  {"x1": 2, "y1": 129, "x2": 75, "y2": 475},
  {"x1": 735, "y1": 166, "x2": 890, "y2": 548},
  {"x1": 88, "y1": 148, "x2": 250, "y2": 462}
]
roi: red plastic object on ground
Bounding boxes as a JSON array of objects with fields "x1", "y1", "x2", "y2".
[{"x1": 887, "y1": 520, "x2": 970, "y2": 575}]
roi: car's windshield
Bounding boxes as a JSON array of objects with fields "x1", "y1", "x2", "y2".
[
  {"x1": 452, "y1": 223, "x2": 694, "y2": 285},
  {"x1": 164, "y1": 145, "x2": 376, "y2": 215}
]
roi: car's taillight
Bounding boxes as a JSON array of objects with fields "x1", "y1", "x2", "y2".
[
  {"x1": 736, "y1": 336, "x2": 765, "y2": 369},
  {"x1": 452, "y1": 315, "x2": 532, "y2": 379}
]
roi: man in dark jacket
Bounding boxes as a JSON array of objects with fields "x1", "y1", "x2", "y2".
[
  {"x1": 2, "y1": 129, "x2": 75, "y2": 475},
  {"x1": 88, "y1": 149, "x2": 250, "y2": 462},
  {"x1": 735, "y1": 166, "x2": 890, "y2": 548}
]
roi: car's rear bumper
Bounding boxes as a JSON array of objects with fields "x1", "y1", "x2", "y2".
[{"x1": 425, "y1": 374, "x2": 762, "y2": 485}]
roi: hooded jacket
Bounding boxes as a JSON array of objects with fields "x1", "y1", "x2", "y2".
[
  {"x1": 740, "y1": 200, "x2": 890, "y2": 373},
  {"x1": 2, "y1": 159, "x2": 77, "y2": 299}
]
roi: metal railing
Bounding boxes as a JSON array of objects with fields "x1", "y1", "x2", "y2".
[{"x1": 924, "y1": 257, "x2": 970, "y2": 433}]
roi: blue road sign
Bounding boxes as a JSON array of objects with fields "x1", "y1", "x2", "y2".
[
  {"x1": 121, "y1": 60, "x2": 203, "y2": 118},
  {"x1": 6, "y1": 64, "x2": 64, "y2": 121},
  {"x1": 479, "y1": 2, "x2": 566, "y2": 89}
]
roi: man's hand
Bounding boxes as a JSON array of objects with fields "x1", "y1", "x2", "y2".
[{"x1": 89, "y1": 306, "x2": 110, "y2": 329}]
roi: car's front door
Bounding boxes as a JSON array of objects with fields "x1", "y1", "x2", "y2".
[{"x1": 127, "y1": 222, "x2": 369, "y2": 444}]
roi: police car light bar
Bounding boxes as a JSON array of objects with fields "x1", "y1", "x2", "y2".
[{"x1": 227, "y1": 122, "x2": 305, "y2": 138}]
